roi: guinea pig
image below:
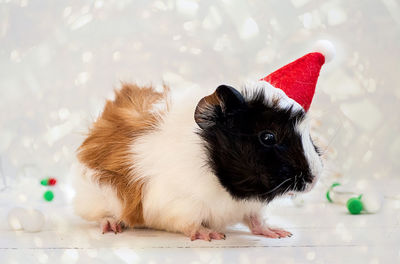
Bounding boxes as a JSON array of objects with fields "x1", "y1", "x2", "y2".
[{"x1": 73, "y1": 43, "x2": 333, "y2": 241}]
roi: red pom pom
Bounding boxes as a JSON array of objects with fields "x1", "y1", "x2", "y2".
[{"x1": 48, "y1": 178, "x2": 57, "y2": 186}]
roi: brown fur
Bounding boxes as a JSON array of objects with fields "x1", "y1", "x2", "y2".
[{"x1": 77, "y1": 83, "x2": 169, "y2": 227}]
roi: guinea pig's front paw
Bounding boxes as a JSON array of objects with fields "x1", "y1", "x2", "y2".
[
  {"x1": 100, "y1": 217, "x2": 124, "y2": 234},
  {"x1": 247, "y1": 215, "x2": 292, "y2": 239},
  {"x1": 187, "y1": 227, "x2": 226, "y2": 241},
  {"x1": 251, "y1": 226, "x2": 292, "y2": 239}
]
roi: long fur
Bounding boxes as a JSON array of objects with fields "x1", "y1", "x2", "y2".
[{"x1": 73, "y1": 81, "x2": 323, "y2": 236}]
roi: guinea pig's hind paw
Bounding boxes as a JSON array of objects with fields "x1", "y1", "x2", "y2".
[
  {"x1": 100, "y1": 217, "x2": 124, "y2": 234},
  {"x1": 189, "y1": 229, "x2": 226, "y2": 241},
  {"x1": 252, "y1": 227, "x2": 292, "y2": 239}
]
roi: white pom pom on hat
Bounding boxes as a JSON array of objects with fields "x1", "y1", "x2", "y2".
[{"x1": 312, "y1": 39, "x2": 336, "y2": 63}]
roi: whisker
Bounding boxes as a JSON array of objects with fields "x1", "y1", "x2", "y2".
[{"x1": 261, "y1": 178, "x2": 292, "y2": 195}]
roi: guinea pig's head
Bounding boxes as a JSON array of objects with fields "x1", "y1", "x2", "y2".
[{"x1": 194, "y1": 82, "x2": 323, "y2": 202}]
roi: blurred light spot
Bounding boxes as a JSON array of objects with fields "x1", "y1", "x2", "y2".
[
  {"x1": 10, "y1": 50, "x2": 21, "y2": 63},
  {"x1": 173, "y1": 35, "x2": 181, "y2": 40},
  {"x1": 179, "y1": 46, "x2": 187, "y2": 52},
  {"x1": 299, "y1": 11, "x2": 322, "y2": 29},
  {"x1": 20, "y1": 0, "x2": 28, "y2": 7},
  {"x1": 214, "y1": 35, "x2": 232, "y2": 51},
  {"x1": 133, "y1": 42, "x2": 143, "y2": 50},
  {"x1": 75, "y1": 72, "x2": 89, "y2": 85},
  {"x1": 239, "y1": 17, "x2": 259, "y2": 39},
  {"x1": 256, "y1": 47, "x2": 276, "y2": 64},
  {"x1": 19, "y1": 194, "x2": 27, "y2": 202},
  {"x1": 94, "y1": 0, "x2": 103, "y2": 9},
  {"x1": 369, "y1": 258, "x2": 380, "y2": 264},
  {"x1": 362, "y1": 150, "x2": 373, "y2": 163},
  {"x1": 301, "y1": 12, "x2": 312, "y2": 28},
  {"x1": 183, "y1": 21, "x2": 196, "y2": 31},
  {"x1": 63, "y1": 7, "x2": 72, "y2": 18},
  {"x1": 356, "y1": 179, "x2": 368, "y2": 190},
  {"x1": 87, "y1": 249, "x2": 98, "y2": 258},
  {"x1": 270, "y1": 18, "x2": 280, "y2": 31},
  {"x1": 82, "y1": 51, "x2": 93, "y2": 63},
  {"x1": 306, "y1": 251, "x2": 316, "y2": 260},
  {"x1": 324, "y1": 70, "x2": 363, "y2": 99},
  {"x1": 62, "y1": 249, "x2": 79, "y2": 263},
  {"x1": 366, "y1": 78, "x2": 376, "y2": 93},
  {"x1": 142, "y1": 10, "x2": 151, "y2": 18},
  {"x1": 22, "y1": 137, "x2": 32, "y2": 148},
  {"x1": 34, "y1": 237, "x2": 43, "y2": 247},
  {"x1": 45, "y1": 114, "x2": 81, "y2": 146},
  {"x1": 190, "y1": 48, "x2": 201, "y2": 55},
  {"x1": 176, "y1": 0, "x2": 199, "y2": 16},
  {"x1": 291, "y1": 0, "x2": 310, "y2": 8},
  {"x1": 163, "y1": 72, "x2": 184, "y2": 84},
  {"x1": 340, "y1": 99, "x2": 382, "y2": 131},
  {"x1": 81, "y1": 5, "x2": 90, "y2": 14},
  {"x1": 114, "y1": 248, "x2": 140, "y2": 263},
  {"x1": 36, "y1": 251, "x2": 48, "y2": 263},
  {"x1": 153, "y1": 1, "x2": 168, "y2": 11},
  {"x1": 62, "y1": 182, "x2": 76, "y2": 203},
  {"x1": 342, "y1": 233, "x2": 353, "y2": 242},
  {"x1": 53, "y1": 152, "x2": 61, "y2": 162},
  {"x1": 58, "y1": 108, "x2": 70, "y2": 120},
  {"x1": 113, "y1": 51, "x2": 121, "y2": 61},
  {"x1": 327, "y1": 7, "x2": 347, "y2": 25},
  {"x1": 202, "y1": 6, "x2": 222, "y2": 30},
  {"x1": 70, "y1": 14, "x2": 93, "y2": 30}
]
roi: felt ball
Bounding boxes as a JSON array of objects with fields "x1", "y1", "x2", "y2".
[
  {"x1": 19, "y1": 209, "x2": 45, "y2": 232},
  {"x1": 361, "y1": 192, "x2": 383, "y2": 213},
  {"x1": 43, "y1": 190, "x2": 54, "y2": 201},
  {"x1": 347, "y1": 197, "x2": 363, "y2": 215},
  {"x1": 48, "y1": 178, "x2": 57, "y2": 186},
  {"x1": 312, "y1": 40, "x2": 336, "y2": 63},
  {"x1": 7, "y1": 207, "x2": 26, "y2": 230},
  {"x1": 40, "y1": 178, "x2": 49, "y2": 186}
]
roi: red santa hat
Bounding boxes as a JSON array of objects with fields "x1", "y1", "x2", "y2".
[{"x1": 261, "y1": 40, "x2": 335, "y2": 111}]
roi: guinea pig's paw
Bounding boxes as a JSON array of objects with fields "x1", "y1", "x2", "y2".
[
  {"x1": 251, "y1": 226, "x2": 292, "y2": 239},
  {"x1": 100, "y1": 217, "x2": 124, "y2": 234},
  {"x1": 188, "y1": 228, "x2": 226, "y2": 242}
]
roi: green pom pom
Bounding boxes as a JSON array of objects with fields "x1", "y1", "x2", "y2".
[
  {"x1": 347, "y1": 197, "x2": 363, "y2": 214},
  {"x1": 43, "y1": 190, "x2": 54, "y2": 201},
  {"x1": 40, "y1": 178, "x2": 49, "y2": 186},
  {"x1": 326, "y1": 182, "x2": 341, "y2": 202},
  {"x1": 326, "y1": 190, "x2": 333, "y2": 202}
]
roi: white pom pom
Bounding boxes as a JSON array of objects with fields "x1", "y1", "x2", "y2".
[
  {"x1": 8, "y1": 207, "x2": 26, "y2": 230},
  {"x1": 312, "y1": 40, "x2": 336, "y2": 63},
  {"x1": 361, "y1": 192, "x2": 383, "y2": 213},
  {"x1": 7, "y1": 207, "x2": 45, "y2": 232},
  {"x1": 20, "y1": 208, "x2": 45, "y2": 232}
]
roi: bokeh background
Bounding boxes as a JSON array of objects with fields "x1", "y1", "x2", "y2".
[{"x1": 1, "y1": 0, "x2": 399, "y2": 201}]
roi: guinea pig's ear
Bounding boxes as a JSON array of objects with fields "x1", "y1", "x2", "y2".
[{"x1": 194, "y1": 85, "x2": 245, "y2": 129}]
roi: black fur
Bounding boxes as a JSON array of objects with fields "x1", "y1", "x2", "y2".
[{"x1": 196, "y1": 85, "x2": 318, "y2": 202}]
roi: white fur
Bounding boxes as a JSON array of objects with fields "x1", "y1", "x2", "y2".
[
  {"x1": 133, "y1": 90, "x2": 262, "y2": 233},
  {"x1": 72, "y1": 163, "x2": 122, "y2": 222},
  {"x1": 243, "y1": 81, "x2": 303, "y2": 112},
  {"x1": 295, "y1": 117, "x2": 324, "y2": 191}
]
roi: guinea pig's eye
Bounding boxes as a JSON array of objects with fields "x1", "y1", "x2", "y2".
[{"x1": 259, "y1": 131, "x2": 277, "y2": 146}]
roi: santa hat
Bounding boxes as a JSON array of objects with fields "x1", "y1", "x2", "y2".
[{"x1": 261, "y1": 40, "x2": 335, "y2": 111}]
